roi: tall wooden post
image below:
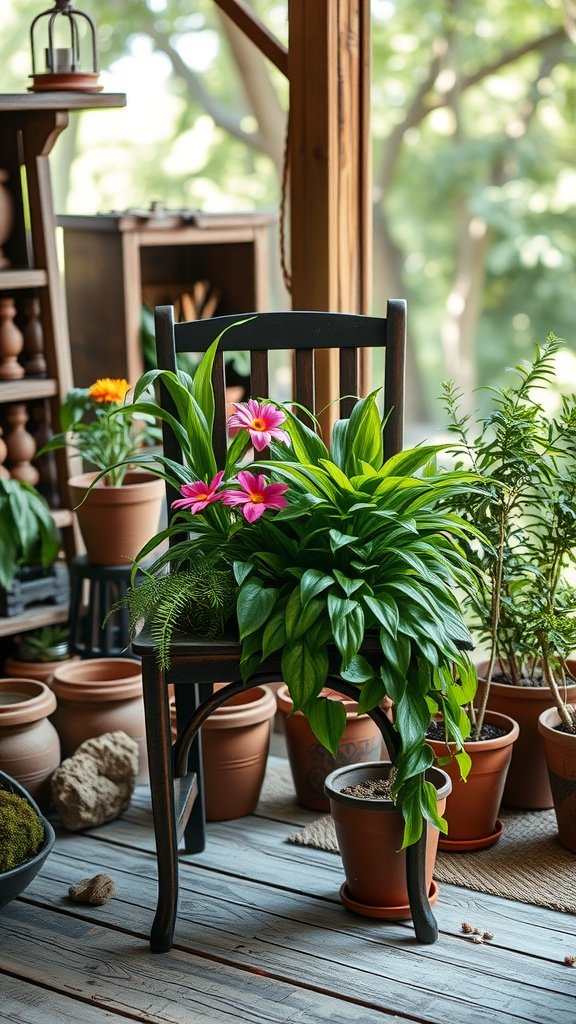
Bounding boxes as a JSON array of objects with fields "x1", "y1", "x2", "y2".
[{"x1": 288, "y1": 0, "x2": 372, "y2": 418}]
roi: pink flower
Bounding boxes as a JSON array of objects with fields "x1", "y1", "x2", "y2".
[
  {"x1": 221, "y1": 470, "x2": 288, "y2": 523},
  {"x1": 227, "y1": 398, "x2": 289, "y2": 452},
  {"x1": 171, "y1": 471, "x2": 224, "y2": 515}
]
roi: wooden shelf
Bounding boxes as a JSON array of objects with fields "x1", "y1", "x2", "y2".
[
  {"x1": 0, "y1": 93, "x2": 126, "y2": 112},
  {"x1": 0, "y1": 602, "x2": 68, "y2": 639},
  {"x1": 0, "y1": 378, "x2": 58, "y2": 401},
  {"x1": 0, "y1": 269, "x2": 48, "y2": 289}
]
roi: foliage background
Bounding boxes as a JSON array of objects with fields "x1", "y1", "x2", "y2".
[{"x1": 2, "y1": 0, "x2": 575, "y2": 434}]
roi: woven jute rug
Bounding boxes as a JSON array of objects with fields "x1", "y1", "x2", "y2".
[{"x1": 258, "y1": 761, "x2": 576, "y2": 915}]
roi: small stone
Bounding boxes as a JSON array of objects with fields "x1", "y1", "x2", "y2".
[
  {"x1": 472, "y1": 927, "x2": 483, "y2": 934},
  {"x1": 472, "y1": 935, "x2": 484, "y2": 945},
  {"x1": 68, "y1": 873, "x2": 117, "y2": 906},
  {"x1": 483, "y1": 931, "x2": 494, "y2": 941},
  {"x1": 564, "y1": 955, "x2": 576, "y2": 967},
  {"x1": 461, "y1": 921, "x2": 474, "y2": 934}
]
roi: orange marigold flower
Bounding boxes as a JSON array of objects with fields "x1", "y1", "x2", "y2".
[{"x1": 89, "y1": 378, "x2": 131, "y2": 404}]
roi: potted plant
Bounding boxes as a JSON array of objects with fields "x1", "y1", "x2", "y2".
[
  {"x1": 3, "y1": 624, "x2": 75, "y2": 684},
  {"x1": 0, "y1": 769, "x2": 55, "y2": 907},
  {"x1": 39, "y1": 377, "x2": 164, "y2": 565},
  {"x1": 0, "y1": 477, "x2": 63, "y2": 616},
  {"x1": 107, "y1": 329, "x2": 485, "y2": 855},
  {"x1": 442, "y1": 334, "x2": 576, "y2": 811}
]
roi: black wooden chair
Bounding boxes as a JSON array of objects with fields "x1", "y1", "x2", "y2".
[{"x1": 133, "y1": 302, "x2": 439, "y2": 953}]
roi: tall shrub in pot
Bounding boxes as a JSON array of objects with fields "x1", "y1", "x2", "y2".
[{"x1": 442, "y1": 335, "x2": 576, "y2": 809}]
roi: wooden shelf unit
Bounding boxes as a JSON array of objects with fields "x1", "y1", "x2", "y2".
[
  {"x1": 58, "y1": 210, "x2": 276, "y2": 386},
  {"x1": 0, "y1": 93, "x2": 125, "y2": 639}
]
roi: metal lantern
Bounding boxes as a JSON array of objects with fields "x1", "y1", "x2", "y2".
[{"x1": 29, "y1": 0, "x2": 101, "y2": 92}]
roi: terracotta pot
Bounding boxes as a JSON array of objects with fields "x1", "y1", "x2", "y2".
[
  {"x1": 171, "y1": 686, "x2": 277, "y2": 821},
  {"x1": 276, "y1": 684, "x2": 384, "y2": 812},
  {"x1": 51, "y1": 658, "x2": 147, "y2": 780},
  {"x1": 0, "y1": 770, "x2": 55, "y2": 908},
  {"x1": 325, "y1": 761, "x2": 451, "y2": 917},
  {"x1": 68, "y1": 470, "x2": 164, "y2": 566},
  {"x1": 483, "y1": 659, "x2": 576, "y2": 809},
  {"x1": 0, "y1": 679, "x2": 60, "y2": 808},
  {"x1": 426, "y1": 709, "x2": 519, "y2": 850},
  {"x1": 538, "y1": 706, "x2": 576, "y2": 853},
  {"x1": 3, "y1": 654, "x2": 78, "y2": 687}
]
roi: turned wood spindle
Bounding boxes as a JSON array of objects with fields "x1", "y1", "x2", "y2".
[
  {"x1": 21, "y1": 296, "x2": 47, "y2": 377},
  {"x1": 4, "y1": 402, "x2": 40, "y2": 485},
  {"x1": 0, "y1": 298, "x2": 25, "y2": 380},
  {"x1": 31, "y1": 399, "x2": 60, "y2": 507},
  {"x1": 0, "y1": 426, "x2": 10, "y2": 479}
]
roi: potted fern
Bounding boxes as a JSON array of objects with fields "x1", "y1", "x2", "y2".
[{"x1": 442, "y1": 334, "x2": 576, "y2": 815}]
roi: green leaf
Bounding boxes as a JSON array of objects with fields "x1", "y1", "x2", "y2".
[
  {"x1": 333, "y1": 569, "x2": 364, "y2": 597},
  {"x1": 236, "y1": 581, "x2": 278, "y2": 639},
  {"x1": 344, "y1": 392, "x2": 384, "y2": 475},
  {"x1": 284, "y1": 589, "x2": 324, "y2": 640},
  {"x1": 233, "y1": 561, "x2": 253, "y2": 585},
  {"x1": 281, "y1": 639, "x2": 328, "y2": 710},
  {"x1": 300, "y1": 568, "x2": 334, "y2": 608},
  {"x1": 340, "y1": 654, "x2": 375, "y2": 684},
  {"x1": 261, "y1": 608, "x2": 287, "y2": 660},
  {"x1": 307, "y1": 697, "x2": 346, "y2": 758},
  {"x1": 357, "y1": 676, "x2": 386, "y2": 715},
  {"x1": 363, "y1": 594, "x2": 399, "y2": 635},
  {"x1": 329, "y1": 529, "x2": 359, "y2": 554}
]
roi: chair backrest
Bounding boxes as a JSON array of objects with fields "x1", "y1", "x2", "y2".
[{"x1": 154, "y1": 302, "x2": 406, "y2": 507}]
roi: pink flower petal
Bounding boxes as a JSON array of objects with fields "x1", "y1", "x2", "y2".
[{"x1": 243, "y1": 502, "x2": 266, "y2": 523}]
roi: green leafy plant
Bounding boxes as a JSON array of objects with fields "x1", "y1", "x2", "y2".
[
  {"x1": 16, "y1": 625, "x2": 70, "y2": 663},
  {"x1": 39, "y1": 377, "x2": 160, "y2": 486},
  {"x1": 0, "y1": 790, "x2": 44, "y2": 872},
  {"x1": 107, "y1": 326, "x2": 485, "y2": 846},
  {"x1": 0, "y1": 478, "x2": 60, "y2": 590},
  {"x1": 443, "y1": 334, "x2": 576, "y2": 736}
]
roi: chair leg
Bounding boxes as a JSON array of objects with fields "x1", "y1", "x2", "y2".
[
  {"x1": 175, "y1": 683, "x2": 211, "y2": 854},
  {"x1": 141, "y1": 654, "x2": 179, "y2": 953},
  {"x1": 405, "y1": 834, "x2": 438, "y2": 943}
]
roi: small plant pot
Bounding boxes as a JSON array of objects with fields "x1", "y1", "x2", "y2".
[
  {"x1": 325, "y1": 760, "x2": 451, "y2": 918},
  {"x1": 538, "y1": 706, "x2": 576, "y2": 853},
  {"x1": 426, "y1": 710, "x2": 519, "y2": 850},
  {"x1": 51, "y1": 658, "x2": 147, "y2": 780},
  {"x1": 3, "y1": 653, "x2": 77, "y2": 687},
  {"x1": 483, "y1": 659, "x2": 576, "y2": 809},
  {"x1": 193, "y1": 685, "x2": 277, "y2": 821},
  {"x1": 277, "y1": 684, "x2": 384, "y2": 812},
  {"x1": 68, "y1": 470, "x2": 165, "y2": 566},
  {"x1": 0, "y1": 678, "x2": 61, "y2": 808},
  {"x1": 0, "y1": 770, "x2": 55, "y2": 907}
]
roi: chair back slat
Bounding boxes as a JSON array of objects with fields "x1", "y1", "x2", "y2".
[
  {"x1": 294, "y1": 349, "x2": 315, "y2": 418},
  {"x1": 249, "y1": 350, "x2": 269, "y2": 400},
  {"x1": 212, "y1": 350, "x2": 228, "y2": 466},
  {"x1": 339, "y1": 348, "x2": 359, "y2": 418}
]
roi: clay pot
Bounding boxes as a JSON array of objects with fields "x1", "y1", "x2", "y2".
[
  {"x1": 3, "y1": 653, "x2": 78, "y2": 687},
  {"x1": 325, "y1": 761, "x2": 451, "y2": 918},
  {"x1": 0, "y1": 679, "x2": 60, "y2": 808},
  {"x1": 426, "y1": 710, "x2": 519, "y2": 850},
  {"x1": 51, "y1": 658, "x2": 147, "y2": 780},
  {"x1": 483, "y1": 660, "x2": 576, "y2": 809},
  {"x1": 277, "y1": 684, "x2": 384, "y2": 812},
  {"x1": 538, "y1": 706, "x2": 576, "y2": 853},
  {"x1": 68, "y1": 470, "x2": 164, "y2": 566},
  {"x1": 170, "y1": 685, "x2": 277, "y2": 821}
]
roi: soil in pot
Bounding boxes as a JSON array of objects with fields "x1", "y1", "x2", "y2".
[
  {"x1": 538, "y1": 706, "x2": 576, "y2": 853},
  {"x1": 277, "y1": 684, "x2": 384, "y2": 812},
  {"x1": 0, "y1": 679, "x2": 61, "y2": 808},
  {"x1": 426, "y1": 709, "x2": 519, "y2": 849},
  {"x1": 325, "y1": 760, "x2": 450, "y2": 917},
  {"x1": 51, "y1": 658, "x2": 147, "y2": 781},
  {"x1": 483, "y1": 659, "x2": 576, "y2": 809}
]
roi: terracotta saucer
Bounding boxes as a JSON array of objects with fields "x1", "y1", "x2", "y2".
[
  {"x1": 339, "y1": 879, "x2": 439, "y2": 920},
  {"x1": 438, "y1": 818, "x2": 503, "y2": 853}
]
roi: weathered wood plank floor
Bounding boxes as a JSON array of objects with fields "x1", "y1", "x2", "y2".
[{"x1": 1, "y1": 756, "x2": 575, "y2": 1024}]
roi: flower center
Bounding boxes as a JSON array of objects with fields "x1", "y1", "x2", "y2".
[
  {"x1": 249, "y1": 490, "x2": 264, "y2": 504},
  {"x1": 197, "y1": 492, "x2": 210, "y2": 503},
  {"x1": 250, "y1": 417, "x2": 267, "y2": 431}
]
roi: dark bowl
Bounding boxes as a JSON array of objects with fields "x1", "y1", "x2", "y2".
[{"x1": 0, "y1": 770, "x2": 55, "y2": 909}]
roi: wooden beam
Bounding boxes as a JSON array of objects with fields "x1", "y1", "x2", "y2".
[
  {"x1": 287, "y1": 0, "x2": 372, "y2": 425},
  {"x1": 213, "y1": 0, "x2": 289, "y2": 77}
]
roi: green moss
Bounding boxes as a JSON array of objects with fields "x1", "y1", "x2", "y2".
[{"x1": 0, "y1": 791, "x2": 45, "y2": 871}]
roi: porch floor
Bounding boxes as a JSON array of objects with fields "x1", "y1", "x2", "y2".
[{"x1": 1, "y1": 756, "x2": 575, "y2": 1024}]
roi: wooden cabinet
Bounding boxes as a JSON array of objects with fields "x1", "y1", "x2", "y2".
[
  {"x1": 58, "y1": 210, "x2": 276, "y2": 386},
  {"x1": 0, "y1": 93, "x2": 125, "y2": 639}
]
